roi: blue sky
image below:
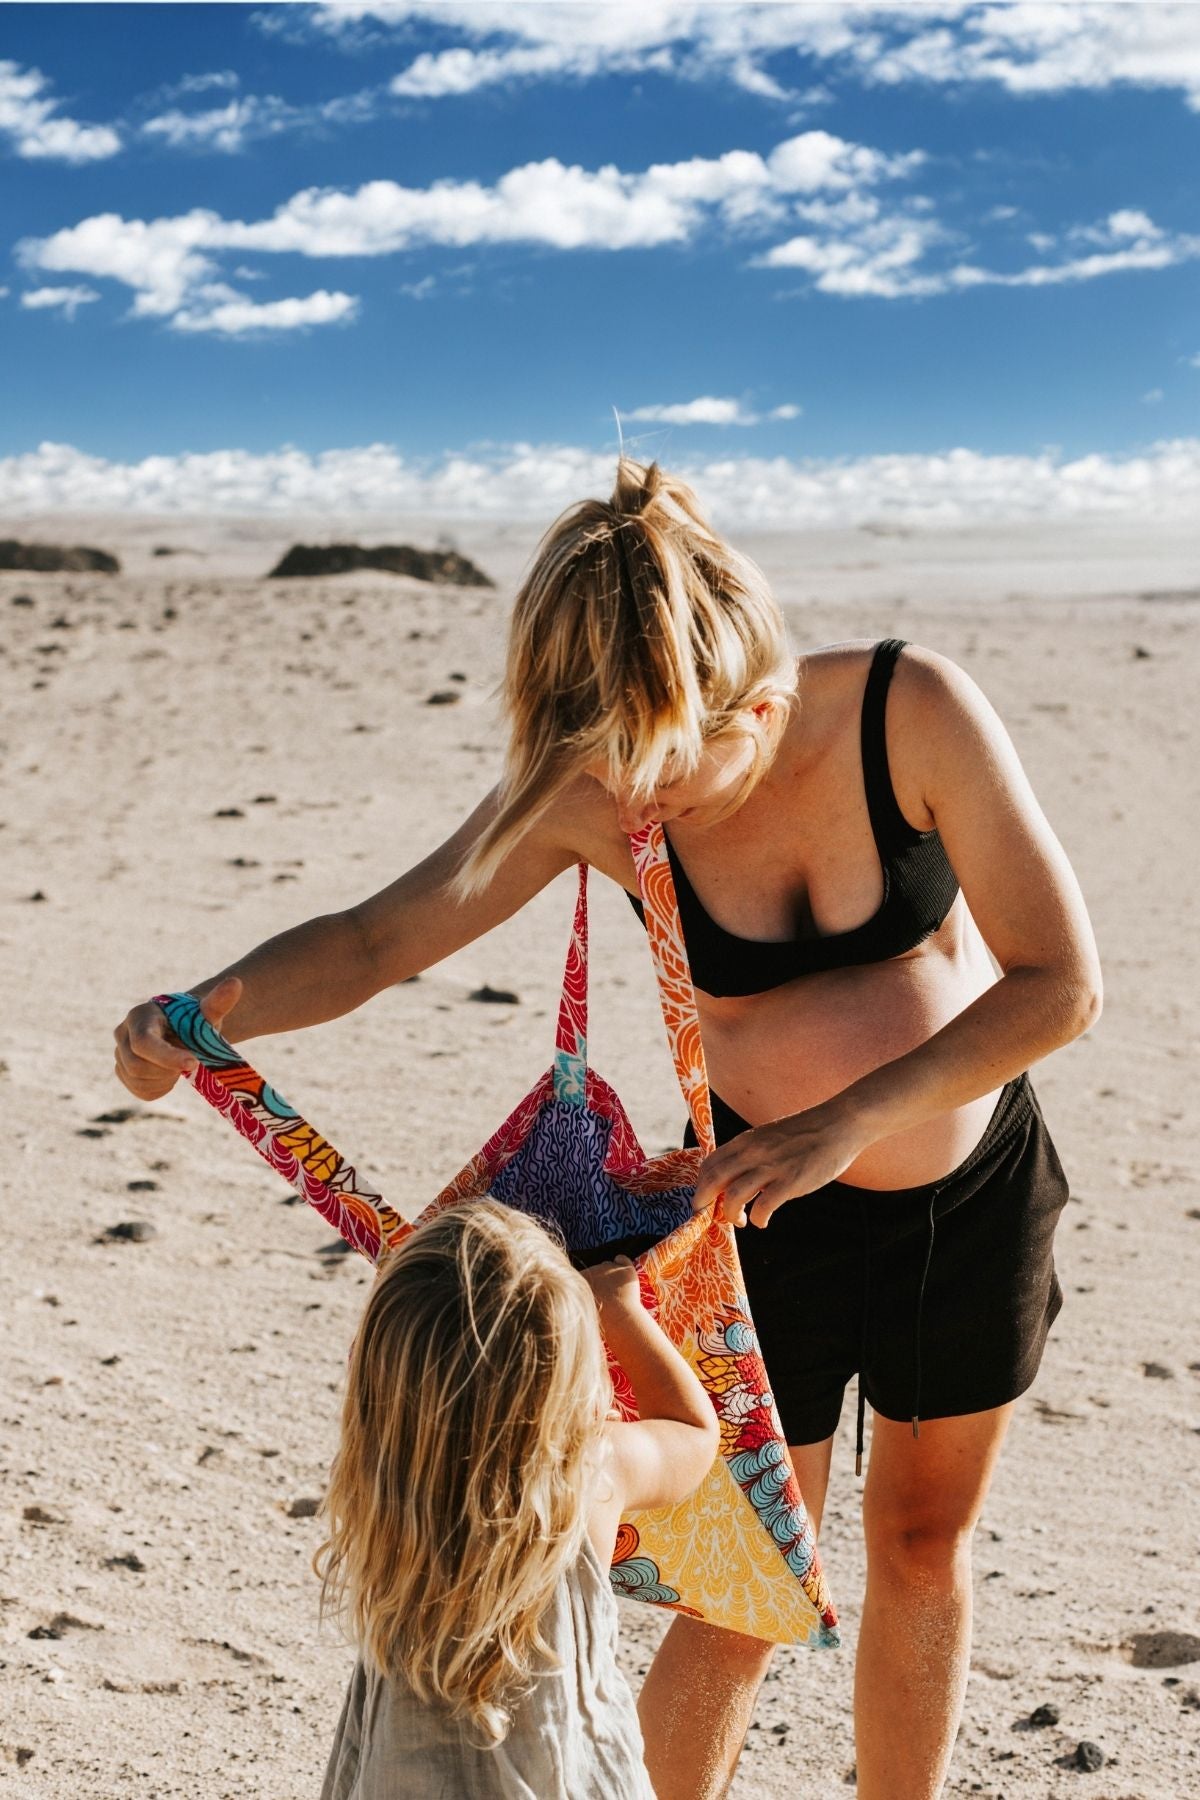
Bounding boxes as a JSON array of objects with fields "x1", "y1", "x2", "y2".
[{"x1": 1, "y1": 1, "x2": 1198, "y2": 523}]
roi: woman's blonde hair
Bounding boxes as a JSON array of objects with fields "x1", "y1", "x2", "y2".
[
  {"x1": 456, "y1": 457, "x2": 797, "y2": 895},
  {"x1": 315, "y1": 1202, "x2": 612, "y2": 1745}
]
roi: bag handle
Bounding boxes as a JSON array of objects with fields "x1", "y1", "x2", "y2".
[
  {"x1": 551, "y1": 836, "x2": 715, "y2": 1155},
  {"x1": 151, "y1": 991, "x2": 410, "y2": 1262},
  {"x1": 629, "y1": 824, "x2": 715, "y2": 1156}
]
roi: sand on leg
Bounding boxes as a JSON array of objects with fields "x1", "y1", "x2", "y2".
[
  {"x1": 855, "y1": 1402, "x2": 1016, "y2": 1800},
  {"x1": 636, "y1": 1435, "x2": 835, "y2": 1800}
]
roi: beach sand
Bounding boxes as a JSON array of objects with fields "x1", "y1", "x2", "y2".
[{"x1": 2, "y1": 511, "x2": 1197, "y2": 1797}]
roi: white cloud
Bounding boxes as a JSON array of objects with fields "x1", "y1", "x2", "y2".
[
  {"x1": 4, "y1": 435, "x2": 1198, "y2": 527},
  {"x1": 1142, "y1": 389, "x2": 1164, "y2": 404},
  {"x1": 170, "y1": 288, "x2": 359, "y2": 335},
  {"x1": 295, "y1": 2, "x2": 1200, "y2": 111},
  {"x1": 627, "y1": 397, "x2": 758, "y2": 426},
  {"x1": 177, "y1": 71, "x2": 241, "y2": 96},
  {"x1": 20, "y1": 284, "x2": 100, "y2": 318},
  {"x1": 17, "y1": 128, "x2": 925, "y2": 331},
  {"x1": 626, "y1": 396, "x2": 800, "y2": 427},
  {"x1": 763, "y1": 204, "x2": 1200, "y2": 300},
  {"x1": 0, "y1": 59, "x2": 121, "y2": 162},
  {"x1": 141, "y1": 87, "x2": 379, "y2": 153}
]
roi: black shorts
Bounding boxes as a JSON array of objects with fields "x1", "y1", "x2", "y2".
[{"x1": 684, "y1": 1074, "x2": 1069, "y2": 1448}]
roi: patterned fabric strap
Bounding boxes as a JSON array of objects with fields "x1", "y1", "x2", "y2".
[
  {"x1": 553, "y1": 843, "x2": 714, "y2": 1153},
  {"x1": 628, "y1": 824, "x2": 716, "y2": 1157},
  {"x1": 552, "y1": 862, "x2": 589, "y2": 1103},
  {"x1": 152, "y1": 992, "x2": 411, "y2": 1263}
]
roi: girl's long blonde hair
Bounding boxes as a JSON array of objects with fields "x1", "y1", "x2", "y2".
[
  {"x1": 315, "y1": 1203, "x2": 612, "y2": 1745},
  {"x1": 455, "y1": 456, "x2": 797, "y2": 896}
]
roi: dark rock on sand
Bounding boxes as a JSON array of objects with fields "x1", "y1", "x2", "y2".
[
  {"x1": 283, "y1": 1496, "x2": 322, "y2": 1518},
  {"x1": 469, "y1": 984, "x2": 521, "y2": 1004},
  {"x1": 268, "y1": 542, "x2": 494, "y2": 587},
  {"x1": 425, "y1": 690, "x2": 462, "y2": 705},
  {"x1": 1142, "y1": 1361, "x2": 1173, "y2": 1378},
  {"x1": 1070, "y1": 1740, "x2": 1105, "y2": 1771},
  {"x1": 0, "y1": 539, "x2": 119, "y2": 574},
  {"x1": 101, "y1": 1220, "x2": 157, "y2": 1243},
  {"x1": 1029, "y1": 1703, "x2": 1060, "y2": 1726},
  {"x1": 103, "y1": 1551, "x2": 145, "y2": 1572},
  {"x1": 10, "y1": 592, "x2": 35, "y2": 606}
]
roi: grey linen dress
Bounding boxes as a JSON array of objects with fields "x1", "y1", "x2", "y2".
[{"x1": 320, "y1": 1534, "x2": 656, "y2": 1799}]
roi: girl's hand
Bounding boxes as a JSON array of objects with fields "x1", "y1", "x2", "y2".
[
  {"x1": 113, "y1": 976, "x2": 242, "y2": 1100},
  {"x1": 692, "y1": 1101, "x2": 869, "y2": 1228},
  {"x1": 580, "y1": 1255, "x2": 642, "y2": 1314}
]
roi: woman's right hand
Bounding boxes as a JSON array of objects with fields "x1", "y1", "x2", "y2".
[{"x1": 113, "y1": 976, "x2": 243, "y2": 1100}]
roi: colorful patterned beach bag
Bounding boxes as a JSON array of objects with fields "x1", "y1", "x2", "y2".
[{"x1": 158, "y1": 821, "x2": 838, "y2": 1648}]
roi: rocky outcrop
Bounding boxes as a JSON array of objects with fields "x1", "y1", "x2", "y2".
[
  {"x1": 0, "y1": 540, "x2": 120, "y2": 573},
  {"x1": 267, "y1": 543, "x2": 494, "y2": 587}
]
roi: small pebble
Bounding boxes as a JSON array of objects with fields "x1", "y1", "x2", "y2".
[
  {"x1": 27, "y1": 890, "x2": 47, "y2": 902},
  {"x1": 1142, "y1": 1361, "x2": 1173, "y2": 1379},
  {"x1": 1029, "y1": 1703, "x2": 1060, "y2": 1726},
  {"x1": 101, "y1": 1220, "x2": 157, "y2": 1243},
  {"x1": 468, "y1": 984, "x2": 521, "y2": 1004},
  {"x1": 1132, "y1": 645, "x2": 1153, "y2": 658},
  {"x1": 252, "y1": 794, "x2": 277, "y2": 804},
  {"x1": 213, "y1": 807, "x2": 244, "y2": 818},
  {"x1": 103, "y1": 1551, "x2": 145, "y2": 1572},
  {"x1": 425, "y1": 690, "x2": 461, "y2": 705},
  {"x1": 93, "y1": 1108, "x2": 138, "y2": 1124},
  {"x1": 1071, "y1": 1740, "x2": 1105, "y2": 1772},
  {"x1": 284, "y1": 1496, "x2": 322, "y2": 1519},
  {"x1": 126, "y1": 1178, "x2": 159, "y2": 1192},
  {"x1": 11, "y1": 593, "x2": 35, "y2": 606},
  {"x1": 22, "y1": 1504, "x2": 64, "y2": 1525}
]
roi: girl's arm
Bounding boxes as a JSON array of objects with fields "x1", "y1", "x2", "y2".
[
  {"x1": 113, "y1": 785, "x2": 577, "y2": 1099},
  {"x1": 581, "y1": 1259, "x2": 718, "y2": 1556}
]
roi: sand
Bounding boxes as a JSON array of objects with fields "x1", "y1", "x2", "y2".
[{"x1": 1, "y1": 510, "x2": 1198, "y2": 1798}]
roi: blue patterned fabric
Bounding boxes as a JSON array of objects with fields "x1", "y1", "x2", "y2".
[{"x1": 488, "y1": 1100, "x2": 694, "y2": 1253}]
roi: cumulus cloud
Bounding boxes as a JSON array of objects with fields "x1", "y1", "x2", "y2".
[
  {"x1": 16, "y1": 128, "x2": 925, "y2": 331},
  {"x1": 4, "y1": 436, "x2": 1198, "y2": 527},
  {"x1": 170, "y1": 287, "x2": 359, "y2": 334},
  {"x1": 625, "y1": 397, "x2": 800, "y2": 426},
  {"x1": 762, "y1": 204, "x2": 1200, "y2": 300},
  {"x1": 0, "y1": 59, "x2": 121, "y2": 162},
  {"x1": 19, "y1": 284, "x2": 100, "y2": 318},
  {"x1": 293, "y1": 2, "x2": 1200, "y2": 112}
]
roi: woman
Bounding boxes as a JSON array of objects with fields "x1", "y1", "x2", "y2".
[{"x1": 115, "y1": 459, "x2": 1101, "y2": 1800}]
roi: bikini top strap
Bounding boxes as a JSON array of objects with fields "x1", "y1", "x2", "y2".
[
  {"x1": 860, "y1": 637, "x2": 917, "y2": 853},
  {"x1": 628, "y1": 824, "x2": 716, "y2": 1156},
  {"x1": 553, "y1": 861, "x2": 589, "y2": 1101}
]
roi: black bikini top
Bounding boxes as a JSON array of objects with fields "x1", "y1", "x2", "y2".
[{"x1": 626, "y1": 639, "x2": 960, "y2": 996}]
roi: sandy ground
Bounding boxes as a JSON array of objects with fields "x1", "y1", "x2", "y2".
[{"x1": 1, "y1": 510, "x2": 1198, "y2": 1798}]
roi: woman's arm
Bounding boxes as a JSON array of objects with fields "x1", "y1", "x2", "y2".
[
  {"x1": 694, "y1": 647, "x2": 1102, "y2": 1222},
  {"x1": 114, "y1": 785, "x2": 577, "y2": 1099}
]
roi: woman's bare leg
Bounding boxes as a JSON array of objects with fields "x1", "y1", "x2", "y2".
[
  {"x1": 637, "y1": 1436, "x2": 834, "y2": 1800},
  {"x1": 855, "y1": 1404, "x2": 1015, "y2": 1800}
]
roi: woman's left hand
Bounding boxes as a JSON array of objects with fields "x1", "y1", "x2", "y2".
[{"x1": 692, "y1": 1101, "x2": 869, "y2": 1228}]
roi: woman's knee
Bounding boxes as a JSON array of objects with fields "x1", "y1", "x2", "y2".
[
  {"x1": 659, "y1": 1612, "x2": 777, "y2": 1678},
  {"x1": 863, "y1": 1509, "x2": 977, "y2": 1580}
]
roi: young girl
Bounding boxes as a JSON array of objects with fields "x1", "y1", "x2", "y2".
[{"x1": 316, "y1": 1201, "x2": 718, "y2": 1800}]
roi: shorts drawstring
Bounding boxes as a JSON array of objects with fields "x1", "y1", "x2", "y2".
[
  {"x1": 911, "y1": 1190, "x2": 940, "y2": 1440},
  {"x1": 855, "y1": 1194, "x2": 870, "y2": 1477}
]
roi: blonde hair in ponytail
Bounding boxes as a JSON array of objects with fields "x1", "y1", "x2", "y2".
[
  {"x1": 455, "y1": 458, "x2": 797, "y2": 897},
  {"x1": 315, "y1": 1203, "x2": 611, "y2": 1746}
]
